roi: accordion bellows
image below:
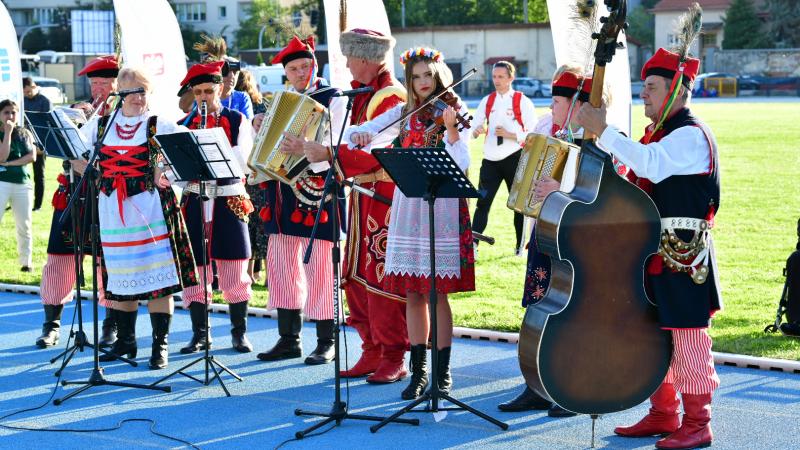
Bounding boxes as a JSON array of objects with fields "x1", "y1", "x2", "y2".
[
  {"x1": 508, "y1": 133, "x2": 580, "y2": 218},
  {"x1": 249, "y1": 91, "x2": 328, "y2": 184}
]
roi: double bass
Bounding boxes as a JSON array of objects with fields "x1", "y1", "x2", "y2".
[{"x1": 518, "y1": 0, "x2": 672, "y2": 415}]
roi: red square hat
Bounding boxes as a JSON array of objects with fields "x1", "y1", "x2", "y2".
[
  {"x1": 552, "y1": 72, "x2": 592, "y2": 102},
  {"x1": 641, "y1": 48, "x2": 700, "y2": 88},
  {"x1": 77, "y1": 55, "x2": 119, "y2": 78},
  {"x1": 179, "y1": 61, "x2": 225, "y2": 89},
  {"x1": 271, "y1": 36, "x2": 315, "y2": 66}
]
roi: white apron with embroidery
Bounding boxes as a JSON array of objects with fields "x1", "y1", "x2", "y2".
[{"x1": 82, "y1": 112, "x2": 184, "y2": 296}]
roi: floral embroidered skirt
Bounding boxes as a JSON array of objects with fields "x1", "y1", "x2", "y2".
[
  {"x1": 383, "y1": 198, "x2": 475, "y2": 296},
  {"x1": 521, "y1": 223, "x2": 552, "y2": 307}
]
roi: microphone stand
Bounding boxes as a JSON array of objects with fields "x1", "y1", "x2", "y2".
[
  {"x1": 293, "y1": 92, "x2": 419, "y2": 437},
  {"x1": 55, "y1": 95, "x2": 171, "y2": 405},
  {"x1": 50, "y1": 166, "x2": 126, "y2": 377},
  {"x1": 150, "y1": 100, "x2": 243, "y2": 395},
  {"x1": 23, "y1": 106, "x2": 127, "y2": 376}
]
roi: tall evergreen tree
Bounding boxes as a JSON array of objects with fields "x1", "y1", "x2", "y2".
[
  {"x1": 765, "y1": 0, "x2": 800, "y2": 48},
  {"x1": 722, "y1": 0, "x2": 771, "y2": 49}
]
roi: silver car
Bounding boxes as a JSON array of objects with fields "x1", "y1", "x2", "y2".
[
  {"x1": 512, "y1": 77, "x2": 552, "y2": 98},
  {"x1": 31, "y1": 76, "x2": 68, "y2": 105}
]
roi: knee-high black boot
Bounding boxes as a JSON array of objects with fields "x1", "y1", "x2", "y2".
[
  {"x1": 401, "y1": 344, "x2": 428, "y2": 400},
  {"x1": 436, "y1": 346, "x2": 453, "y2": 394},
  {"x1": 149, "y1": 313, "x2": 171, "y2": 369},
  {"x1": 229, "y1": 302, "x2": 253, "y2": 353},
  {"x1": 256, "y1": 308, "x2": 302, "y2": 361},
  {"x1": 180, "y1": 302, "x2": 212, "y2": 354},
  {"x1": 99, "y1": 307, "x2": 118, "y2": 348},
  {"x1": 36, "y1": 304, "x2": 63, "y2": 348},
  {"x1": 99, "y1": 309, "x2": 137, "y2": 361},
  {"x1": 304, "y1": 319, "x2": 335, "y2": 365}
]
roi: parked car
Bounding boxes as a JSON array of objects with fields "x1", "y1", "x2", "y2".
[
  {"x1": 512, "y1": 77, "x2": 552, "y2": 98},
  {"x1": 31, "y1": 76, "x2": 68, "y2": 105},
  {"x1": 692, "y1": 72, "x2": 760, "y2": 97}
]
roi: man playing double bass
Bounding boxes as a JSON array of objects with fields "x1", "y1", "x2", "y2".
[{"x1": 577, "y1": 48, "x2": 721, "y2": 450}]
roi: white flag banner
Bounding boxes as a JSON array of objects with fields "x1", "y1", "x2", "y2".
[
  {"x1": 323, "y1": 0, "x2": 395, "y2": 90},
  {"x1": 114, "y1": 0, "x2": 187, "y2": 121},
  {"x1": 0, "y1": 2, "x2": 23, "y2": 125},
  {"x1": 547, "y1": 0, "x2": 631, "y2": 136}
]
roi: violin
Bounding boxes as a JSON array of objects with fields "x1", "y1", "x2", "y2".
[{"x1": 416, "y1": 90, "x2": 473, "y2": 131}]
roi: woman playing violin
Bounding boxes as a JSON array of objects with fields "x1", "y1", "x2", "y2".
[{"x1": 343, "y1": 47, "x2": 475, "y2": 400}]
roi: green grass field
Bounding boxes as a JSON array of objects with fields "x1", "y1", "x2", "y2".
[{"x1": 2, "y1": 101, "x2": 799, "y2": 360}]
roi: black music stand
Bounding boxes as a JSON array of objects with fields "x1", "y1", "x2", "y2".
[
  {"x1": 368, "y1": 147, "x2": 508, "y2": 433},
  {"x1": 292, "y1": 93, "x2": 418, "y2": 438},
  {"x1": 54, "y1": 99, "x2": 169, "y2": 405},
  {"x1": 149, "y1": 129, "x2": 243, "y2": 396}
]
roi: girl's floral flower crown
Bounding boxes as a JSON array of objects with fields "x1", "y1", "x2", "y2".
[{"x1": 399, "y1": 47, "x2": 443, "y2": 66}]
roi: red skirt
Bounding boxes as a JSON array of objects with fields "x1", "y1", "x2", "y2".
[{"x1": 383, "y1": 199, "x2": 475, "y2": 296}]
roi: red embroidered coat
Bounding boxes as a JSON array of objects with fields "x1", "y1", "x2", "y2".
[{"x1": 338, "y1": 68, "x2": 405, "y2": 301}]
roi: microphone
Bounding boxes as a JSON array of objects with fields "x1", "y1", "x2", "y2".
[
  {"x1": 112, "y1": 87, "x2": 146, "y2": 97},
  {"x1": 333, "y1": 86, "x2": 374, "y2": 97},
  {"x1": 200, "y1": 100, "x2": 208, "y2": 129}
]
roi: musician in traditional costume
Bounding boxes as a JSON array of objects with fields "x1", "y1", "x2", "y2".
[
  {"x1": 577, "y1": 46, "x2": 721, "y2": 450},
  {"x1": 190, "y1": 35, "x2": 253, "y2": 120},
  {"x1": 78, "y1": 67, "x2": 198, "y2": 369},
  {"x1": 470, "y1": 60, "x2": 537, "y2": 255},
  {"x1": 253, "y1": 36, "x2": 344, "y2": 365},
  {"x1": 177, "y1": 61, "x2": 255, "y2": 355},
  {"x1": 305, "y1": 28, "x2": 410, "y2": 383},
  {"x1": 342, "y1": 47, "x2": 475, "y2": 399},
  {"x1": 36, "y1": 56, "x2": 119, "y2": 349},
  {"x1": 498, "y1": 65, "x2": 592, "y2": 417}
]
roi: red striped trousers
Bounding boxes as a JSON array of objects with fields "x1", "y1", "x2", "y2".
[
  {"x1": 663, "y1": 328, "x2": 720, "y2": 395},
  {"x1": 266, "y1": 234, "x2": 335, "y2": 320},
  {"x1": 40, "y1": 254, "x2": 109, "y2": 307},
  {"x1": 182, "y1": 259, "x2": 251, "y2": 307}
]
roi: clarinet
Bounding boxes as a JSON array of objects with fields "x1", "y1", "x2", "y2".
[{"x1": 200, "y1": 100, "x2": 208, "y2": 129}]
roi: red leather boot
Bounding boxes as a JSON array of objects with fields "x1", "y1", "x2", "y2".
[
  {"x1": 615, "y1": 383, "x2": 681, "y2": 437},
  {"x1": 340, "y1": 343, "x2": 381, "y2": 378},
  {"x1": 366, "y1": 345, "x2": 408, "y2": 383},
  {"x1": 656, "y1": 393, "x2": 713, "y2": 449}
]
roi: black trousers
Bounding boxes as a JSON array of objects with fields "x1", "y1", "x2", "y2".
[
  {"x1": 32, "y1": 153, "x2": 45, "y2": 210},
  {"x1": 472, "y1": 149, "x2": 524, "y2": 249}
]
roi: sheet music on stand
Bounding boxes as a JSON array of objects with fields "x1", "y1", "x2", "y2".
[
  {"x1": 24, "y1": 110, "x2": 90, "y2": 160},
  {"x1": 155, "y1": 128, "x2": 243, "y2": 182},
  {"x1": 372, "y1": 147, "x2": 479, "y2": 199}
]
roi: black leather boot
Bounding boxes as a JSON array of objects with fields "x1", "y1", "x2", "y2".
[
  {"x1": 498, "y1": 386, "x2": 552, "y2": 412},
  {"x1": 149, "y1": 313, "x2": 171, "y2": 369},
  {"x1": 229, "y1": 302, "x2": 253, "y2": 353},
  {"x1": 401, "y1": 344, "x2": 428, "y2": 400},
  {"x1": 99, "y1": 307, "x2": 118, "y2": 348},
  {"x1": 435, "y1": 346, "x2": 453, "y2": 394},
  {"x1": 257, "y1": 308, "x2": 302, "y2": 361},
  {"x1": 304, "y1": 319, "x2": 335, "y2": 365},
  {"x1": 180, "y1": 302, "x2": 212, "y2": 354},
  {"x1": 548, "y1": 403, "x2": 578, "y2": 418},
  {"x1": 36, "y1": 304, "x2": 63, "y2": 348},
  {"x1": 99, "y1": 309, "x2": 137, "y2": 361}
]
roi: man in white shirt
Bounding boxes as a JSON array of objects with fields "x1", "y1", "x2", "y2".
[{"x1": 471, "y1": 61, "x2": 537, "y2": 254}]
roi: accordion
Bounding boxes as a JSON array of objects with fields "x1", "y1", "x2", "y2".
[
  {"x1": 507, "y1": 133, "x2": 580, "y2": 218},
  {"x1": 248, "y1": 91, "x2": 328, "y2": 185}
]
